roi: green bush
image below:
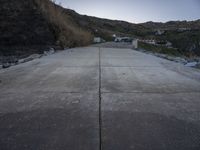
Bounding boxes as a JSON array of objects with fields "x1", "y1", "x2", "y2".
[{"x1": 138, "y1": 42, "x2": 181, "y2": 56}]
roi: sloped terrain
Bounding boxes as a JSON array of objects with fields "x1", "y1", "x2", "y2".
[
  {"x1": 0, "y1": 0, "x2": 56, "y2": 56},
  {"x1": 0, "y1": 0, "x2": 199, "y2": 59},
  {"x1": 34, "y1": 0, "x2": 93, "y2": 48},
  {"x1": 0, "y1": 0, "x2": 92, "y2": 58}
]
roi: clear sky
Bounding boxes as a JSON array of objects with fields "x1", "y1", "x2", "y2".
[{"x1": 56, "y1": 0, "x2": 200, "y2": 23}]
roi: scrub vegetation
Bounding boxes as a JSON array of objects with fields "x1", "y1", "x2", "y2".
[
  {"x1": 0, "y1": 0, "x2": 92, "y2": 58},
  {"x1": 34, "y1": 0, "x2": 93, "y2": 48},
  {"x1": 138, "y1": 42, "x2": 181, "y2": 56}
]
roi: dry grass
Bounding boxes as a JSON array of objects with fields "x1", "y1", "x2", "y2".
[{"x1": 34, "y1": 0, "x2": 93, "y2": 48}]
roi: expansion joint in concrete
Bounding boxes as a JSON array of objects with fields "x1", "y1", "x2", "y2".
[{"x1": 98, "y1": 47, "x2": 102, "y2": 150}]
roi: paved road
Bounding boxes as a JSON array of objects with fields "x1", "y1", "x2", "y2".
[{"x1": 0, "y1": 47, "x2": 200, "y2": 150}]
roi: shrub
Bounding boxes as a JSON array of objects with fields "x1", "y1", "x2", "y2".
[{"x1": 34, "y1": 0, "x2": 93, "y2": 48}]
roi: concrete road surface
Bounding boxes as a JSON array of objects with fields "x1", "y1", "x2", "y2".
[{"x1": 0, "y1": 47, "x2": 200, "y2": 150}]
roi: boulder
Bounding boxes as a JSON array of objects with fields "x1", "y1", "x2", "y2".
[{"x1": 44, "y1": 48, "x2": 55, "y2": 56}]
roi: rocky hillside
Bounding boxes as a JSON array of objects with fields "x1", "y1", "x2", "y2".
[
  {"x1": 0, "y1": 0, "x2": 92, "y2": 57},
  {"x1": 0, "y1": 0, "x2": 54, "y2": 56}
]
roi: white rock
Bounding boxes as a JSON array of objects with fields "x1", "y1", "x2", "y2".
[
  {"x1": 185, "y1": 62, "x2": 198, "y2": 67},
  {"x1": 44, "y1": 48, "x2": 55, "y2": 56}
]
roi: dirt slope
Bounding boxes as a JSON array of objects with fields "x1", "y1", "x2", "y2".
[{"x1": 0, "y1": 0, "x2": 92, "y2": 57}]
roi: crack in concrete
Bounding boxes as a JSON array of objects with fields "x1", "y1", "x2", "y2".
[{"x1": 99, "y1": 47, "x2": 102, "y2": 150}]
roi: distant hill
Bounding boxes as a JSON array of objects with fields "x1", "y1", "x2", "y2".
[
  {"x1": 63, "y1": 9, "x2": 200, "y2": 56},
  {"x1": 140, "y1": 20, "x2": 200, "y2": 30},
  {"x1": 63, "y1": 9, "x2": 150, "y2": 40}
]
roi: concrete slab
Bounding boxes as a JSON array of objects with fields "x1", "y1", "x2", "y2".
[
  {"x1": 101, "y1": 67, "x2": 200, "y2": 93},
  {"x1": 41, "y1": 47, "x2": 99, "y2": 67},
  {"x1": 100, "y1": 47, "x2": 200, "y2": 150},
  {"x1": 101, "y1": 48, "x2": 142, "y2": 58},
  {"x1": 57, "y1": 47, "x2": 99, "y2": 59},
  {"x1": 102, "y1": 93, "x2": 200, "y2": 150},
  {"x1": 101, "y1": 48, "x2": 166, "y2": 67},
  {"x1": 0, "y1": 47, "x2": 100, "y2": 150},
  {"x1": 0, "y1": 47, "x2": 99, "y2": 93},
  {"x1": 101, "y1": 58, "x2": 164, "y2": 67},
  {"x1": 0, "y1": 66, "x2": 99, "y2": 93},
  {"x1": 1, "y1": 46, "x2": 200, "y2": 150},
  {"x1": 0, "y1": 92, "x2": 99, "y2": 150}
]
